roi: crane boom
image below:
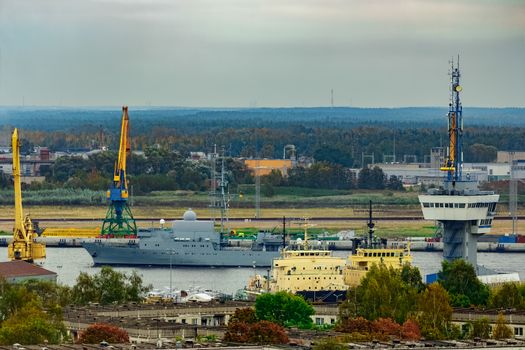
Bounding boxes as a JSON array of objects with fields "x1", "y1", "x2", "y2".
[
  {"x1": 13, "y1": 129, "x2": 23, "y2": 227},
  {"x1": 8, "y1": 128, "x2": 46, "y2": 262},
  {"x1": 114, "y1": 108, "x2": 130, "y2": 188},
  {"x1": 100, "y1": 106, "x2": 137, "y2": 237}
]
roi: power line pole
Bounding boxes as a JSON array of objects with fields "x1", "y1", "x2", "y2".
[
  {"x1": 509, "y1": 152, "x2": 517, "y2": 235},
  {"x1": 255, "y1": 158, "x2": 261, "y2": 219}
]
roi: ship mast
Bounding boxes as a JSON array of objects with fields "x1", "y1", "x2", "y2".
[
  {"x1": 219, "y1": 154, "x2": 229, "y2": 235},
  {"x1": 367, "y1": 200, "x2": 375, "y2": 248}
]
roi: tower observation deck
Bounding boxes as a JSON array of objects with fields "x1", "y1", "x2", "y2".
[{"x1": 418, "y1": 59, "x2": 499, "y2": 270}]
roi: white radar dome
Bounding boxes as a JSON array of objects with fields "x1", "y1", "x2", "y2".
[
  {"x1": 159, "y1": 219, "x2": 166, "y2": 225},
  {"x1": 183, "y1": 209, "x2": 197, "y2": 221}
]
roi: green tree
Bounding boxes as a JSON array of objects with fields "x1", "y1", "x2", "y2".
[
  {"x1": 0, "y1": 279, "x2": 35, "y2": 322},
  {"x1": 313, "y1": 145, "x2": 353, "y2": 167},
  {"x1": 0, "y1": 171, "x2": 11, "y2": 189},
  {"x1": 340, "y1": 264, "x2": 419, "y2": 324},
  {"x1": 466, "y1": 143, "x2": 498, "y2": 163},
  {"x1": 0, "y1": 302, "x2": 67, "y2": 345},
  {"x1": 255, "y1": 292, "x2": 314, "y2": 328},
  {"x1": 19, "y1": 138, "x2": 34, "y2": 155},
  {"x1": 468, "y1": 317, "x2": 491, "y2": 339},
  {"x1": 438, "y1": 260, "x2": 489, "y2": 307},
  {"x1": 262, "y1": 169, "x2": 284, "y2": 187},
  {"x1": 49, "y1": 156, "x2": 90, "y2": 183},
  {"x1": 71, "y1": 267, "x2": 151, "y2": 305},
  {"x1": 386, "y1": 175, "x2": 404, "y2": 191},
  {"x1": 400, "y1": 264, "x2": 425, "y2": 293},
  {"x1": 357, "y1": 166, "x2": 386, "y2": 190},
  {"x1": 489, "y1": 282, "x2": 523, "y2": 309},
  {"x1": 21, "y1": 279, "x2": 72, "y2": 319},
  {"x1": 416, "y1": 283, "x2": 453, "y2": 340},
  {"x1": 492, "y1": 313, "x2": 513, "y2": 339}
]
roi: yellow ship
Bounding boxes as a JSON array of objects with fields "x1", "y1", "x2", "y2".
[
  {"x1": 246, "y1": 202, "x2": 412, "y2": 302},
  {"x1": 247, "y1": 220, "x2": 348, "y2": 303},
  {"x1": 344, "y1": 200, "x2": 412, "y2": 287},
  {"x1": 344, "y1": 243, "x2": 411, "y2": 288}
]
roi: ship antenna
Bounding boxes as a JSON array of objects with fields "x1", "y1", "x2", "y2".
[
  {"x1": 304, "y1": 217, "x2": 309, "y2": 250},
  {"x1": 219, "y1": 147, "x2": 229, "y2": 235},
  {"x1": 367, "y1": 200, "x2": 375, "y2": 248},
  {"x1": 282, "y1": 216, "x2": 286, "y2": 248},
  {"x1": 440, "y1": 55, "x2": 463, "y2": 190}
]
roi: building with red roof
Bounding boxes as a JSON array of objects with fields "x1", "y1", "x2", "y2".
[{"x1": 0, "y1": 260, "x2": 57, "y2": 283}]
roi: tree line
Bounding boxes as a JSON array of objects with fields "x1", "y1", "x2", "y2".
[
  {"x1": 1, "y1": 144, "x2": 403, "y2": 195},
  {"x1": 4, "y1": 120, "x2": 523, "y2": 166}
]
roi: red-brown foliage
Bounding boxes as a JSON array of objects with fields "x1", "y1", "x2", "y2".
[
  {"x1": 223, "y1": 320, "x2": 288, "y2": 345},
  {"x1": 230, "y1": 307, "x2": 257, "y2": 324},
  {"x1": 337, "y1": 317, "x2": 421, "y2": 342},
  {"x1": 401, "y1": 319, "x2": 421, "y2": 340},
  {"x1": 77, "y1": 323, "x2": 129, "y2": 344},
  {"x1": 223, "y1": 321, "x2": 250, "y2": 343},
  {"x1": 336, "y1": 317, "x2": 371, "y2": 333},
  {"x1": 372, "y1": 318, "x2": 401, "y2": 338},
  {"x1": 248, "y1": 320, "x2": 289, "y2": 344}
]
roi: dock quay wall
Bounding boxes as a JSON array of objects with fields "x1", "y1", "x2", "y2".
[{"x1": 3, "y1": 236, "x2": 525, "y2": 252}]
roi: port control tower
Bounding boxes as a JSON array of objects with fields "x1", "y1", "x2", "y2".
[{"x1": 418, "y1": 59, "x2": 499, "y2": 270}]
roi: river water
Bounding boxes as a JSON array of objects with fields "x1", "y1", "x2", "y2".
[{"x1": 0, "y1": 247, "x2": 523, "y2": 295}]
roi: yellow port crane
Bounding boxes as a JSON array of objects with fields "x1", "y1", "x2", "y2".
[
  {"x1": 100, "y1": 106, "x2": 137, "y2": 237},
  {"x1": 8, "y1": 129, "x2": 46, "y2": 262}
]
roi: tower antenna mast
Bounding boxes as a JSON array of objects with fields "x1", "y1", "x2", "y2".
[{"x1": 440, "y1": 56, "x2": 463, "y2": 188}]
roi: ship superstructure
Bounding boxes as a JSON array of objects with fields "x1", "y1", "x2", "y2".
[
  {"x1": 418, "y1": 59, "x2": 499, "y2": 269},
  {"x1": 344, "y1": 200, "x2": 411, "y2": 287},
  {"x1": 263, "y1": 220, "x2": 347, "y2": 302},
  {"x1": 247, "y1": 204, "x2": 412, "y2": 301},
  {"x1": 83, "y1": 209, "x2": 282, "y2": 267}
]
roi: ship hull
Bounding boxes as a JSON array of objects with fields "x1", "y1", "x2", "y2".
[{"x1": 82, "y1": 242, "x2": 279, "y2": 267}]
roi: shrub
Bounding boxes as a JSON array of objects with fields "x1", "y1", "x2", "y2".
[
  {"x1": 77, "y1": 323, "x2": 129, "y2": 344},
  {"x1": 223, "y1": 320, "x2": 288, "y2": 345},
  {"x1": 493, "y1": 313, "x2": 513, "y2": 340}
]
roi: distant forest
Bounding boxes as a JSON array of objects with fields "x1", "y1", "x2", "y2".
[{"x1": 1, "y1": 107, "x2": 525, "y2": 167}]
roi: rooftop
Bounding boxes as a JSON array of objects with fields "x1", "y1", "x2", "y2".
[{"x1": 0, "y1": 260, "x2": 57, "y2": 279}]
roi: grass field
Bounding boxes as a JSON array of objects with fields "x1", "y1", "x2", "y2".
[
  {"x1": 0, "y1": 188, "x2": 521, "y2": 237},
  {"x1": 0, "y1": 204, "x2": 519, "y2": 237}
]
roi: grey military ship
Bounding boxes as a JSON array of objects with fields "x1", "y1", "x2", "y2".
[{"x1": 82, "y1": 209, "x2": 283, "y2": 267}]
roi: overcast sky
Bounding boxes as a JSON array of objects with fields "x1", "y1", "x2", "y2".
[{"x1": 0, "y1": 0, "x2": 523, "y2": 107}]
